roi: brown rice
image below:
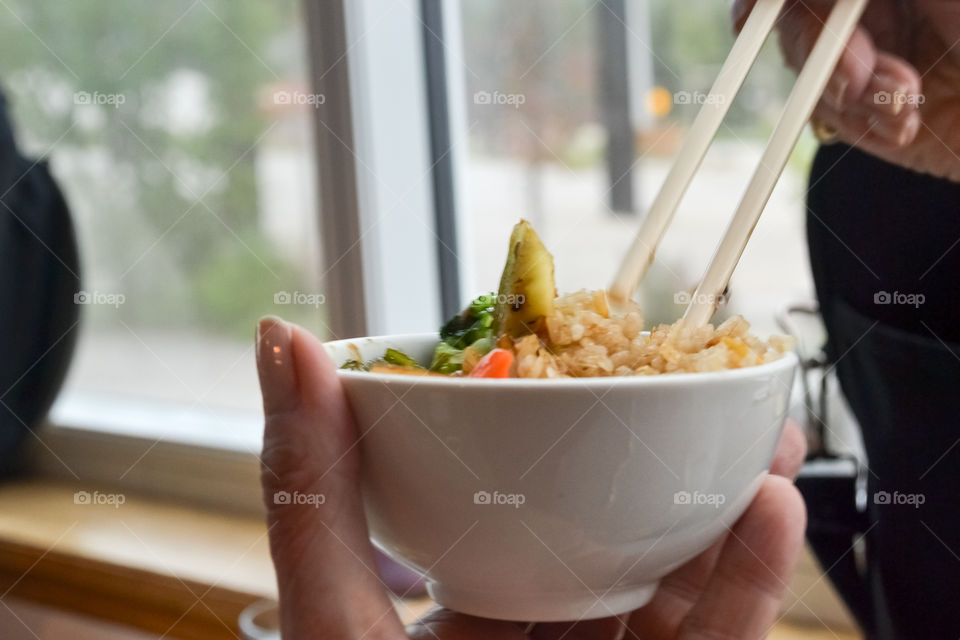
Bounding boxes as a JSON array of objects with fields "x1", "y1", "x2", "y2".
[{"x1": 462, "y1": 290, "x2": 794, "y2": 378}]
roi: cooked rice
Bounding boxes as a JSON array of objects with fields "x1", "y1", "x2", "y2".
[{"x1": 468, "y1": 290, "x2": 793, "y2": 378}]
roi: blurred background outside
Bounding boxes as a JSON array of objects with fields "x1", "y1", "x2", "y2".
[{"x1": 0, "y1": 0, "x2": 813, "y2": 443}]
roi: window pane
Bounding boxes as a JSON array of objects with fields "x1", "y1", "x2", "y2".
[
  {"x1": 0, "y1": 1, "x2": 324, "y2": 425},
  {"x1": 457, "y1": 0, "x2": 813, "y2": 334}
]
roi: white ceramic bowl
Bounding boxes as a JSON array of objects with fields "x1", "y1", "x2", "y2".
[{"x1": 326, "y1": 334, "x2": 797, "y2": 622}]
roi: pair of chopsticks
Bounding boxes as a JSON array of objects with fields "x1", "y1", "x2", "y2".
[{"x1": 610, "y1": 0, "x2": 869, "y2": 327}]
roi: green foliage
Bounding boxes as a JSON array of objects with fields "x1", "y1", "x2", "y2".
[
  {"x1": 192, "y1": 238, "x2": 306, "y2": 338},
  {"x1": 0, "y1": 0, "x2": 304, "y2": 330},
  {"x1": 460, "y1": 0, "x2": 796, "y2": 158}
]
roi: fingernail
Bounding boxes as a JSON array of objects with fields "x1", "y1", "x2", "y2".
[
  {"x1": 899, "y1": 111, "x2": 921, "y2": 147},
  {"x1": 257, "y1": 315, "x2": 291, "y2": 366},
  {"x1": 866, "y1": 74, "x2": 910, "y2": 116},
  {"x1": 824, "y1": 74, "x2": 849, "y2": 110},
  {"x1": 257, "y1": 315, "x2": 296, "y2": 414},
  {"x1": 867, "y1": 112, "x2": 919, "y2": 148}
]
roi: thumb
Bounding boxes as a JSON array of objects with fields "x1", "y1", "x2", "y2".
[{"x1": 256, "y1": 316, "x2": 405, "y2": 640}]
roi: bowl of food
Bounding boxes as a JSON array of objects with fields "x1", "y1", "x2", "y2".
[{"x1": 325, "y1": 221, "x2": 797, "y2": 621}]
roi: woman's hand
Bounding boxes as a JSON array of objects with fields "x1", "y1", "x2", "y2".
[
  {"x1": 735, "y1": 0, "x2": 960, "y2": 182},
  {"x1": 256, "y1": 316, "x2": 807, "y2": 640}
]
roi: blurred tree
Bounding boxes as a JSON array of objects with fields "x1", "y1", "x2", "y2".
[
  {"x1": 461, "y1": 0, "x2": 796, "y2": 160},
  {"x1": 0, "y1": 0, "x2": 306, "y2": 331}
]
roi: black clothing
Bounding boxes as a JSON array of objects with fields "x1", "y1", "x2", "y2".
[{"x1": 807, "y1": 143, "x2": 960, "y2": 639}]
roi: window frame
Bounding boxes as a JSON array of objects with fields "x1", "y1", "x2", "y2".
[{"x1": 35, "y1": 0, "x2": 471, "y2": 508}]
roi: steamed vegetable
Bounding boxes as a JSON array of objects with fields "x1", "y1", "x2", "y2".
[
  {"x1": 468, "y1": 348, "x2": 513, "y2": 378},
  {"x1": 429, "y1": 293, "x2": 498, "y2": 373},
  {"x1": 383, "y1": 348, "x2": 422, "y2": 369},
  {"x1": 342, "y1": 347, "x2": 422, "y2": 371},
  {"x1": 430, "y1": 342, "x2": 465, "y2": 374},
  {"x1": 369, "y1": 364, "x2": 443, "y2": 376},
  {"x1": 340, "y1": 359, "x2": 365, "y2": 371},
  {"x1": 495, "y1": 220, "x2": 557, "y2": 336},
  {"x1": 347, "y1": 220, "x2": 559, "y2": 376}
]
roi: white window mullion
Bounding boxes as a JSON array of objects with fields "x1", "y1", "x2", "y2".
[{"x1": 343, "y1": 0, "x2": 443, "y2": 336}]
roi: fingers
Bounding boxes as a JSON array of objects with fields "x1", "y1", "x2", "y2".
[
  {"x1": 812, "y1": 51, "x2": 922, "y2": 152},
  {"x1": 407, "y1": 609, "x2": 529, "y2": 640},
  {"x1": 731, "y1": 0, "x2": 754, "y2": 33},
  {"x1": 627, "y1": 537, "x2": 727, "y2": 640},
  {"x1": 778, "y1": 1, "x2": 878, "y2": 108},
  {"x1": 675, "y1": 476, "x2": 807, "y2": 640},
  {"x1": 530, "y1": 614, "x2": 629, "y2": 640},
  {"x1": 769, "y1": 419, "x2": 807, "y2": 480},
  {"x1": 256, "y1": 316, "x2": 405, "y2": 640},
  {"x1": 408, "y1": 610, "x2": 630, "y2": 640},
  {"x1": 762, "y1": 0, "x2": 924, "y2": 151},
  {"x1": 858, "y1": 53, "x2": 923, "y2": 119},
  {"x1": 733, "y1": 0, "x2": 879, "y2": 101},
  {"x1": 628, "y1": 417, "x2": 806, "y2": 639},
  {"x1": 737, "y1": 0, "x2": 931, "y2": 167}
]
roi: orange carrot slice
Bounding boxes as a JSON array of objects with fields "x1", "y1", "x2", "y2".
[{"x1": 469, "y1": 348, "x2": 514, "y2": 378}]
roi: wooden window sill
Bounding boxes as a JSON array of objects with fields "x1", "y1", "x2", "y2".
[{"x1": 0, "y1": 478, "x2": 856, "y2": 639}]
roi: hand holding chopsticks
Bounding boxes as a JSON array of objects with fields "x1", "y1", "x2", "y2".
[{"x1": 611, "y1": 0, "x2": 871, "y2": 326}]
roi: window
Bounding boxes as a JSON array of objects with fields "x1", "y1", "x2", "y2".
[
  {"x1": 9, "y1": 0, "x2": 817, "y2": 489},
  {"x1": 0, "y1": 1, "x2": 326, "y2": 450},
  {"x1": 455, "y1": 0, "x2": 815, "y2": 335}
]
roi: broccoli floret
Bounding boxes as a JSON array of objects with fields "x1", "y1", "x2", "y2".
[
  {"x1": 430, "y1": 342, "x2": 465, "y2": 374},
  {"x1": 431, "y1": 294, "x2": 500, "y2": 373},
  {"x1": 439, "y1": 293, "x2": 497, "y2": 350}
]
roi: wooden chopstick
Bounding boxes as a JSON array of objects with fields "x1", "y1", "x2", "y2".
[
  {"x1": 609, "y1": 0, "x2": 787, "y2": 304},
  {"x1": 684, "y1": 0, "x2": 869, "y2": 327}
]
